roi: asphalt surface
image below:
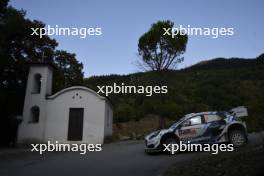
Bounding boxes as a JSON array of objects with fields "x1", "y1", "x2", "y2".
[{"x1": 0, "y1": 132, "x2": 263, "y2": 176}]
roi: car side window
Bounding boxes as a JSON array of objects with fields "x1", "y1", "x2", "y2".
[
  {"x1": 204, "y1": 114, "x2": 222, "y2": 123},
  {"x1": 182, "y1": 116, "x2": 202, "y2": 127}
]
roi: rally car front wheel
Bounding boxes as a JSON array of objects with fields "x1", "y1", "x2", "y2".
[
  {"x1": 162, "y1": 137, "x2": 179, "y2": 154},
  {"x1": 229, "y1": 129, "x2": 247, "y2": 147}
]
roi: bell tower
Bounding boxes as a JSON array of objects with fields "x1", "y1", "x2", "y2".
[{"x1": 18, "y1": 63, "x2": 55, "y2": 142}]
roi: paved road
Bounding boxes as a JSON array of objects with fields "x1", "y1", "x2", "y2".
[
  {"x1": 0, "y1": 132, "x2": 263, "y2": 176},
  {"x1": 0, "y1": 141, "x2": 203, "y2": 176}
]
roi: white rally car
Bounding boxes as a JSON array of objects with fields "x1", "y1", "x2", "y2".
[{"x1": 144, "y1": 106, "x2": 248, "y2": 153}]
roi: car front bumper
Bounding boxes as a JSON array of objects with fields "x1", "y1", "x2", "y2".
[{"x1": 144, "y1": 136, "x2": 161, "y2": 150}]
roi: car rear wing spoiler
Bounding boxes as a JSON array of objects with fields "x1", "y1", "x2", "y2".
[{"x1": 229, "y1": 106, "x2": 248, "y2": 117}]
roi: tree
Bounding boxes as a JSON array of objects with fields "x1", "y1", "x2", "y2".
[
  {"x1": 53, "y1": 50, "x2": 84, "y2": 92},
  {"x1": 137, "y1": 20, "x2": 188, "y2": 71},
  {"x1": 0, "y1": 2, "x2": 84, "y2": 146}
]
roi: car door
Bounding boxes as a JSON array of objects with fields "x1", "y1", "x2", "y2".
[
  {"x1": 177, "y1": 115, "x2": 208, "y2": 143},
  {"x1": 203, "y1": 114, "x2": 226, "y2": 142}
]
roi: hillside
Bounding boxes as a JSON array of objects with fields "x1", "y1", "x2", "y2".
[{"x1": 84, "y1": 54, "x2": 264, "y2": 134}]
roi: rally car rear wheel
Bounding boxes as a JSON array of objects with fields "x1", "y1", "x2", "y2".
[{"x1": 229, "y1": 129, "x2": 247, "y2": 147}]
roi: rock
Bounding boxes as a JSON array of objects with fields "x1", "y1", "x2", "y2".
[
  {"x1": 119, "y1": 135, "x2": 131, "y2": 141},
  {"x1": 136, "y1": 134, "x2": 143, "y2": 140}
]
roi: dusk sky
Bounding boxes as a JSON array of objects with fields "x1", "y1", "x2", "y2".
[{"x1": 10, "y1": 0, "x2": 264, "y2": 77}]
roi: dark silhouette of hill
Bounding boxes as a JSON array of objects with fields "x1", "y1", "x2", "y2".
[{"x1": 84, "y1": 53, "x2": 264, "y2": 132}]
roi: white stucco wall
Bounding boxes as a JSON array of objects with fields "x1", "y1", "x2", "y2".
[
  {"x1": 104, "y1": 101, "x2": 113, "y2": 138},
  {"x1": 45, "y1": 87, "x2": 107, "y2": 144}
]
